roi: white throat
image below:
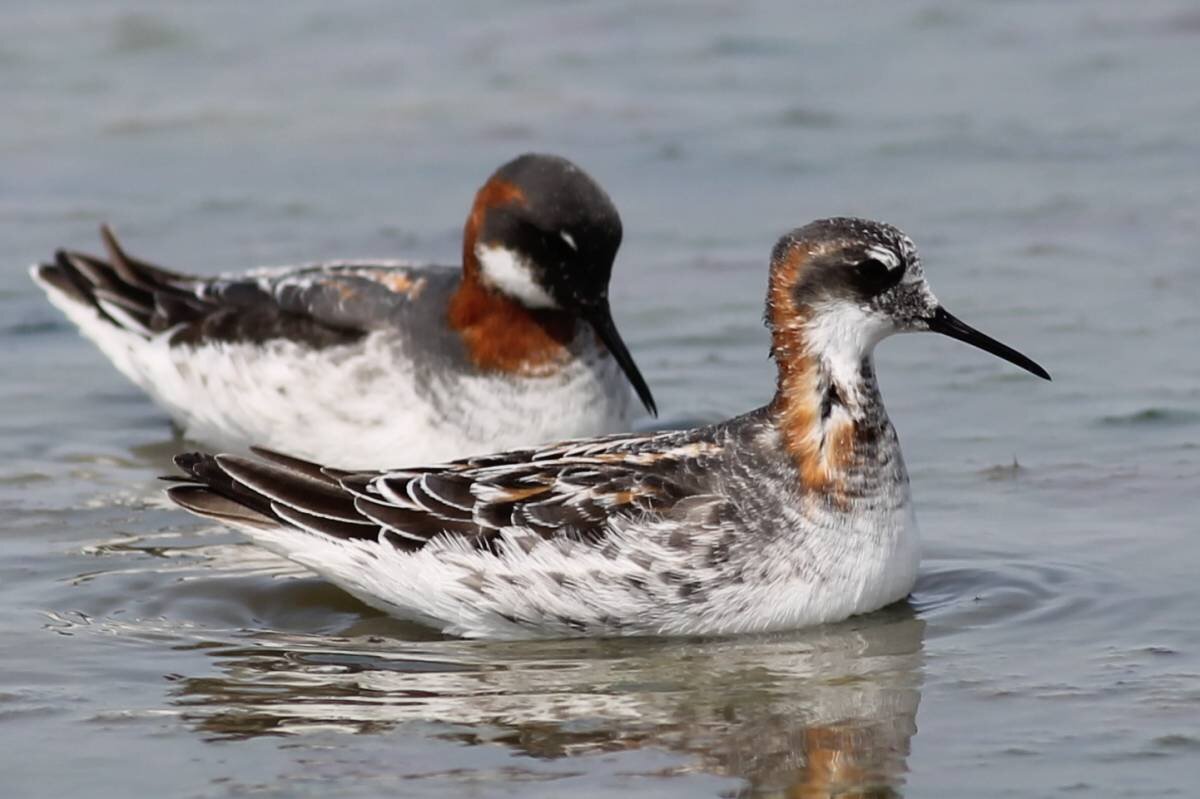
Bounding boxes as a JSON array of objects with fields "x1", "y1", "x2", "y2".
[
  {"x1": 475, "y1": 244, "x2": 558, "y2": 309},
  {"x1": 802, "y1": 302, "x2": 892, "y2": 409}
]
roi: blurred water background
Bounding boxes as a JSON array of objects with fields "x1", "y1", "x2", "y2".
[{"x1": 2, "y1": 1, "x2": 1199, "y2": 796}]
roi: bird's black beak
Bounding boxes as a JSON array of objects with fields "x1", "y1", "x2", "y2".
[
  {"x1": 584, "y1": 302, "x2": 658, "y2": 416},
  {"x1": 926, "y1": 306, "x2": 1051, "y2": 380}
]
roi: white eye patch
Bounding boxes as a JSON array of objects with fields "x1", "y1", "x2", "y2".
[
  {"x1": 864, "y1": 245, "x2": 902, "y2": 271},
  {"x1": 559, "y1": 231, "x2": 578, "y2": 251},
  {"x1": 475, "y1": 244, "x2": 559, "y2": 308}
]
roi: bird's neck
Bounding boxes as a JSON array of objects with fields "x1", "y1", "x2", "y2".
[
  {"x1": 448, "y1": 230, "x2": 576, "y2": 376},
  {"x1": 768, "y1": 311, "x2": 890, "y2": 497}
]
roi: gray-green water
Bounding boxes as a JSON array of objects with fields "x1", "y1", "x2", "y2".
[{"x1": 3, "y1": 2, "x2": 1199, "y2": 796}]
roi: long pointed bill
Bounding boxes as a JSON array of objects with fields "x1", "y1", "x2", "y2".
[
  {"x1": 584, "y1": 303, "x2": 658, "y2": 416},
  {"x1": 926, "y1": 306, "x2": 1051, "y2": 380}
]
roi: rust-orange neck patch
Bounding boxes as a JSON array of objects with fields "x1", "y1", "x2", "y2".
[
  {"x1": 767, "y1": 243, "x2": 860, "y2": 497},
  {"x1": 448, "y1": 177, "x2": 576, "y2": 376}
]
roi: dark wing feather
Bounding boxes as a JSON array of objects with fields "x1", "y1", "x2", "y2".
[
  {"x1": 214, "y1": 454, "x2": 361, "y2": 523},
  {"x1": 171, "y1": 452, "x2": 276, "y2": 520},
  {"x1": 353, "y1": 496, "x2": 480, "y2": 544},
  {"x1": 272, "y1": 503, "x2": 379, "y2": 540},
  {"x1": 167, "y1": 485, "x2": 278, "y2": 530},
  {"x1": 166, "y1": 431, "x2": 726, "y2": 555},
  {"x1": 248, "y1": 445, "x2": 345, "y2": 485}
]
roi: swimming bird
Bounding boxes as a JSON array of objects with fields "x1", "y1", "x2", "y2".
[
  {"x1": 166, "y1": 217, "x2": 1049, "y2": 639},
  {"x1": 31, "y1": 153, "x2": 655, "y2": 469}
]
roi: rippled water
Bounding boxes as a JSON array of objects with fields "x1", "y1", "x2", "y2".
[{"x1": 3, "y1": 2, "x2": 1199, "y2": 796}]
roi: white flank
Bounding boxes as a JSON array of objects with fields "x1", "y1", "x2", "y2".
[{"x1": 221, "y1": 499, "x2": 918, "y2": 640}]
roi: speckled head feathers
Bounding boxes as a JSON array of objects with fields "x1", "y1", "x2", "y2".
[
  {"x1": 765, "y1": 216, "x2": 1050, "y2": 381},
  {"x1": 768, "y1": 218, "x2": 927, "y2": 320},
  {"x1": 763, "y1": 217, "x2": 935, "y2": 350}
]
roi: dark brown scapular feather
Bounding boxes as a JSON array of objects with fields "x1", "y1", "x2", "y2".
[
  {"x1": 215, "y1": 454, "x2": 361, "y2": 522},
  {"x1": 153, "y1": 290, "x2": 207, "y2": 318},
  {"x1": 473, "y1": 500, "x2": 520, "y2": 530},
  {"x1": 92, "y1": 289, "x2": 154, "y2": 332},
  {"x1": 165, "y1": 485, "x2": 278, "y2": 529},
  {"x1": 63, "y1": 251, "x2": 126, "y2": 295},
  {"x1": 171, "y1": 453, "x2": 276, "y2": 524},
  {"x1": 272, "y1": 502, "x2": 379, "y2": 540},
  {"x1": 249, "y1": 445, "x2": 344, "y2": 487},
  {"x1": 100, "y1": 224, "x2": 190, "y2": 285},
  {"x1": 48, "y1": 252, "x2": 100, "y2": 305},
  {"x1": 353, "y1": 495, "x2": 479, "y2": 542},
  {"x1": 408, "y1": 477, "x2": 474, "y2": 519},
  {"x1": 517, "y1": 496, "x2": 607, "y2": 538},
  {"x1": 33, "y1": 262, "x2": 90, "y2": 305},
  {"x1": 416, "y1": 473, "x2": 477, "y2": 511}
]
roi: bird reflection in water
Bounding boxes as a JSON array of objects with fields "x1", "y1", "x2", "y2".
[{"x1": 168, "y1": 606, "x2": 923, "y2": 798}]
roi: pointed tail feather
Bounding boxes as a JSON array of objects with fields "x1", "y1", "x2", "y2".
[{"x1": 31, "y1": 225, "x2": 205, "y2": 338}]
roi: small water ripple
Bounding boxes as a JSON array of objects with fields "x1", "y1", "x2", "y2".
[
  {"x1": 913, "y1": 552, "x2": 1132, "y2": 642},
  {"x1": 1096, "y1": 407, "x2": 1200, "y2": 428}
]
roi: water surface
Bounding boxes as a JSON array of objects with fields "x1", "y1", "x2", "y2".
[{"x1": 3, "y1": 2, "x2": 1199, "y2": 796}]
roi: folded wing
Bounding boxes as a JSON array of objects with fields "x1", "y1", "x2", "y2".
[
  {"x1": 33, "y1": 225, "x2": 442, "y2": 349},
  {"x1": 168, "y1": 433, "x2": 726, "y2": 553}
]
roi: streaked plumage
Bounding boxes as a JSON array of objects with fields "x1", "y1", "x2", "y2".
[
  {"x1": 31, "y1": 153, "x2": 655, "y2": 469},
  {"x1": 167, "y1": 217, "x2": 1050, "y2": 639}
]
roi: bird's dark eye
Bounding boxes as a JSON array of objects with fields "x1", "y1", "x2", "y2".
[
  {"x1": 853, "y1": 257, "x2": 902, "y2": 296},
  {"x1": 856, "y1": 258, "x2": 888, "y2": 282}
]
